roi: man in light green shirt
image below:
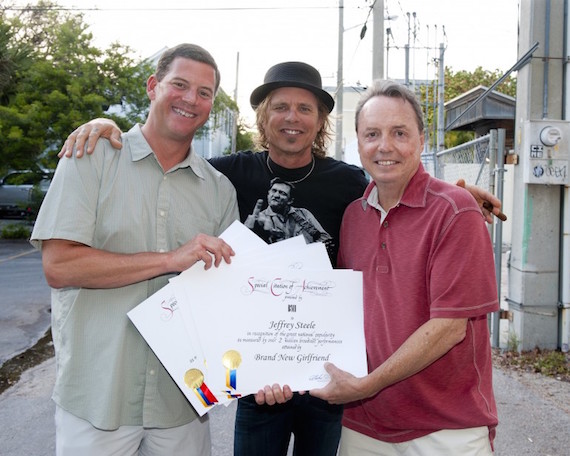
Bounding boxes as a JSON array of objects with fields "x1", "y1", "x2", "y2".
[{"x1": 31, "y1": 43, "x2": 238, "y2": 456}]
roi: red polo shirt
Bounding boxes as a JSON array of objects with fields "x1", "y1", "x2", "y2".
[{"x1": 338, "y1": 164, "x2": 499, "y2": 445}]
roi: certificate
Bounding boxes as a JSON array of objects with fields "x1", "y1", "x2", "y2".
[
  {"x1": 127, "y1": 285, "x2": 223, "y2": 416},
  {"x1": 128, "y1": 222, "x2": 367, "y2": 415},
  {"x1": 173, "y1": 265, "x2": 366, "y2": 396}
]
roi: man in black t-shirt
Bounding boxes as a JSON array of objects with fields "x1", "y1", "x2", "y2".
[
  {"x1": 209, "y1": 63, "x2": 367, "y2": 456},
  {"x1": 208, "y1": 62, "x2": 368, "y2": 272}
]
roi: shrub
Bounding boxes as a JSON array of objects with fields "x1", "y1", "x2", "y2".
[{"x1": 1, "y1": 223, "x2": 31, "y2": 239}]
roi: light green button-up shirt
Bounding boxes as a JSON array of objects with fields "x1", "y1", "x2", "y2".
[{"x1": 31, "y1": 125, "x2": 238, "y2": 430}]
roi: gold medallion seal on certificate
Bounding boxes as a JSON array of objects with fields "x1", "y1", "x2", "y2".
[
  {"x1": 184, "y1": 368, "x2": 218, "y2": 407},
  {"x1": 222, "y1": 350, "x2": 242, "y2": 392}
]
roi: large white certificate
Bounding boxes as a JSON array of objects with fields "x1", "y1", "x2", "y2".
[
  {"x1": 172, "y1": 264, "x2": 366, "y2": 396},
  {"x1": 128, "y1": 221, "x2": 367, "y2": 415}
]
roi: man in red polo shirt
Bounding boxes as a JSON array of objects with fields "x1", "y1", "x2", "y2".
[{"x1": 310, "y1": 79, "x2": 499, "y2": 455}]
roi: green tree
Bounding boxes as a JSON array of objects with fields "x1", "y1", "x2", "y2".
[
  {"x1": 0, "y1": 1, "x2": 245, "y2": 175},
  {"x1": 445, "y1": 66, "x2": 516, "y2": 99},
  {"x1": 0, "y1": 1, "x2": 152, "y2": 173},
  {"x1": 0, "y1": 20, "x2": 34, "y2": 104},
  {"x1": 234, "y1": 122, "x2": 255, "y2": 152},
  {"x1": 202, "y1": 90, "x2": 254, "y2": 153}
]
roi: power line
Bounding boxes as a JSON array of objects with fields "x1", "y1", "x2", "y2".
[{"x1": 5, "y1": 5, "x2": 337, "y2": 12}]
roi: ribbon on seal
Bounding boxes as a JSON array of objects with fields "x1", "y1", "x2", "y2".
[{"x1": 184, "y1": 368, "x2": 218, "y2": 407}]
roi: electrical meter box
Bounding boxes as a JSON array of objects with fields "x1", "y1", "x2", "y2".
[{"x1": 522, "y1": 119, "x2": 570, "y2": 185}]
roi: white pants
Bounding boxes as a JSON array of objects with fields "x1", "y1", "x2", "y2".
[
  {"x1": 339, "y1": 425, "x2": 493, "y2": 456},
  {"x1": 55, "y1": 406, "x2": 211, "y2": 456}
]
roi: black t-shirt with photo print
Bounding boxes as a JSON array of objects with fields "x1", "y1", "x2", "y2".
[{"x1": 208, "y1": 150, "x2": 368, "y2": 267}]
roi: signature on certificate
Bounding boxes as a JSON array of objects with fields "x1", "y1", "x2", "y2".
[{"x1": 309, "y1": 373, "x2": 330, "y2": 382}]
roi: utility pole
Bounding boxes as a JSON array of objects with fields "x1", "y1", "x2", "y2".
[
  {"x1": 335, "y1": 0, "x2": 344, "y2": 161},
  {"x1": 509, "y1": 0, "x2": 566, "y2": 351},
  {"x1": 372, "y1": 0, "x2": 384, "y2": 79},
  {"x1": 424, "y1": 24, "x2": 430, "y2": 154},
  {"x1": 431, "y1": 25, "x2": 438, "y2": 152},
  {"x1": 404, "y1": 12, "x2": 410, "y2": 86},
  {"x1": 386, "y1": 27, "x2": 391, "y2": 78},
  {"x1": 437, "y1": 43, "x2": 445, "y2": 152},
  {"x1": 412, "y1": 12, "x2": 417, "y2": 90},
  {"x1": 231, "y1": 52, "x2": 239, "y2": 154}
]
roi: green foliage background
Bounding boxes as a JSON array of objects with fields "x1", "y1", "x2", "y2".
[
  {"x1": 0, "y1": 1, "x2": 154, "y2": 173},
  {"x1": 0, "y1": 1, "x2": 252, "y2": 175}
]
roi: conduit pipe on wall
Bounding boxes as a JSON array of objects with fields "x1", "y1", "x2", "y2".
[{"x1": 561, "y1": 0, "x2": 569, "y2": 352}]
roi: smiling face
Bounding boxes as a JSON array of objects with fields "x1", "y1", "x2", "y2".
[
  {"x1": 262, "y1": 87, "x2": 324, "y2": 165},
  {"x1": 357, "y1": 95, "x2": 424, "y2": 206},
  {"x1": 146, "y1": 57, "x2": 216, "y2": 142}
]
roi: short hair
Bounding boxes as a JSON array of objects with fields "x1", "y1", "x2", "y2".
[
  {"x1": 269, "y1": 177, "x2": 295, "y2": 192},
  {"x1": 254, "y1": 92, "x2": 333, "y2": 159},
  {"x1": 355, "y1": 79, "x2": 424, "y2": 134},
  {"x1": 155, "y1": 43, "x2": 221, "y2": 93}
]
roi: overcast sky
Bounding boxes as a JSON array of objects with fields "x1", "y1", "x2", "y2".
[{"x1": 24, "y1": 0, "x2": 520, "y2": 123}]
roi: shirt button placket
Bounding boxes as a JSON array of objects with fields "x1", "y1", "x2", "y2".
[{"x1": 156, "y1": 175, "x2": 169, "y2": 253}]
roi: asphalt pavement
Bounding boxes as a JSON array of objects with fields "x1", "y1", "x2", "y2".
[
  {"x1": 0, "y1": 237, "x2": 51, "y2": 366},
  {"x1": 1, "y1": 235, "x2": 569, "y2": 455}
]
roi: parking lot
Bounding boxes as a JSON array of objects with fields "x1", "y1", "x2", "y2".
[{"x1": 0, "y1": 170, "x2": 52, "y2": 219}]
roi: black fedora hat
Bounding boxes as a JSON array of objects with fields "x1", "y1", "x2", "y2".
[{"x1": 250, "y1": 62, "x2": 335, "y2": 113}]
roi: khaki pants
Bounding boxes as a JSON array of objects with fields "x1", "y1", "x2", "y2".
[
  {"x1": 339, "y1": 425, "x2": 493, "y2": 456},
  {"x1": 55, "y1": 406, "x2": 211, "y2": 456}
]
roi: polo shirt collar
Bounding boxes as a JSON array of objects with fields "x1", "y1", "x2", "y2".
[
  {"x1": 360, "y1": 162, "x2": 430, "y2": 211},
  {"x1": 128, "y1": 124, "x2": 205, "y2": 179},
  {"x1": 398, "y1": 163, "x2": 429, "y2": 209}
]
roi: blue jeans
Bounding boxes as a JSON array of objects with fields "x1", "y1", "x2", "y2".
[{"x1": 234, "y1": 393, "x2": 343, "y2": 456}]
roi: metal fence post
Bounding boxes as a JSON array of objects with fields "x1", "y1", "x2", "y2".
[
  {"x1": 491, "y1": 129, "x2": 506, "y2": 348},
  {"x1": 488, "y1": 130, "x2": 497, "y2": 243}
]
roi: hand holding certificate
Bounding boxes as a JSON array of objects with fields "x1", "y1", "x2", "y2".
[{"x1": 128, "y1": 221, "x2": 367, "y2": 415}]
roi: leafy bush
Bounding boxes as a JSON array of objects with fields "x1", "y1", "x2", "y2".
[
  {"x1": 493, "y1": 347, "x2": 570, "y2": 381},
  {"x1": 530, "y1": 350, "x2": 570, "y2": 377},
  {"x1": 1, "y1": 223, "x2": 31, "y2": 239}
]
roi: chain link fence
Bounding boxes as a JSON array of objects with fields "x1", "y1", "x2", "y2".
[
  {"x1": 421, "y1": 130, "x2": 506, "y2": 348},
  {"x1": 421, "y1": 134, "x2": 491, "y2": 188}
]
